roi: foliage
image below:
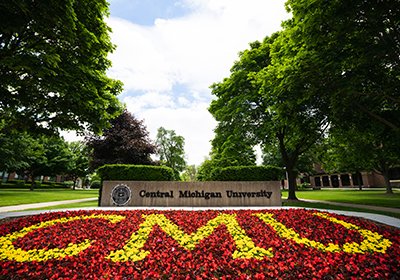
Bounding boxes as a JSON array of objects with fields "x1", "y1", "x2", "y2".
[
  {"x1": 97, "y1": 164, "x2": 174, "y2": 181},
  {"x1": 320, "y1": 124, "x2": 400, "y2": 194},
  {"x1": 155, "y1": 127, "x2": 186, "y2": 179},
  {"x1": 90, "y1": 180, "x2": 101, "y2": 189},
  {"x1": 196, "y1": 158, "x2": 215, "y2": 181},
  {"x1": 181, "y1": 165, "x2": 197, "y2": 182},
  {"x1": 86, "y1": 110, "x2": 156, "y2": 170},
  {"x1": 0, "y1": 0, "x2": 123, "y2": 134},
  {"x1": 210, "y1": 165, "x2": 284, "y2": 181},
  {"x1": 66, "y1": 141, "x2": 90, "y2": 190},
  {"x1": 0, "y1": 180, "x2": 65, "y2": 189},
  {"x1": 285, "y1": 0, "x2": 400, "y2": 132},
  {"x1": 209, "y1": 33, "x2": 328, "y2": 199},
  {"x1": 0, "y1": 131, "x2": 40, "y2": 172},
  {"x1": 7, "y1": 135, "x2": 73, "y2": 190},
  {"x1": 262, "y1": 142, "x2": 315, "y2": 175}
]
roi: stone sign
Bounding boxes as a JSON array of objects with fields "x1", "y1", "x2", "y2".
[{"x1": 100, "y1": 181, "x2": 281, "y2": 207}]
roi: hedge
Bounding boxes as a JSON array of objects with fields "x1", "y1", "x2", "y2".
[
  {"x1": 97, "y1": 164, "x2": 174, "y2": 181},
  {"x1": 210, "y1": 165, "x2": 284, "y2": 181},
  {"x1": 0, "y1": 181, "x2": 68, "y2": 189}
]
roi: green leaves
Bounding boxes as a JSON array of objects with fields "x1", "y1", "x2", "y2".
[
  {"x1": 156, "y1": 127, "x2": 187, "y2": 179},
  {"x1": 0, "y1": 0, "x2": 123, "y2": 135}
]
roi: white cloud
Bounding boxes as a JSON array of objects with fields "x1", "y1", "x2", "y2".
[
  {"x1": 107, "y1": 0, "x2": 289, "y2": 165},
  {"x1": 124, "y1": 97, "x2": 216, "y2": 165}
]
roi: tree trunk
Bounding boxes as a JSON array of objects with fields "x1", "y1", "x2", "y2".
[
  {"x1": 382, "y1": 169, "x2": 393, "y2": 194},
  {"x1": 29, "y1": 175, "x2": 34, "y2": 191},
  {"x1": 287, "y1": 169, "x2": 298, "y2": 200}
]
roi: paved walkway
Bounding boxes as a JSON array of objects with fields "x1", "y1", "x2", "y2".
[{"x1": 0, "y1": 197, "x2": 98, "y2": 213}]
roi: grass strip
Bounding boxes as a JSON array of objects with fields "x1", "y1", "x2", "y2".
[
  {"x1": 0, "y1": 189, "x2": 99, "y2": 206},
  {"x1": 282, "y1": 189, "x2": 400, "y2": 208},
  {"x1": 283, "y1": 200, "x2": 400, "y2": 219}
]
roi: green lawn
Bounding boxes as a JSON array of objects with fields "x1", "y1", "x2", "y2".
[
  {"x1": 281, "y1": 189, "x2": 400, "y2": 208},
  {"x1": 28, "y1": 200, "x2": 99, "y2": 211},
  {"x1": 283, "y1": 200, "x2": 400, "y2": 219},
  {"x1": 0, "y1": 189, "x2": 99, "y2": 207}
]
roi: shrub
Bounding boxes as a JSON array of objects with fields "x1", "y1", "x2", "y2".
[
  {"x1": 210, "y1": 165, "x2": 284, "y2": 181},
  {"x1": 297, "y1": 182, "x2": 311, "y2": 190},
  {"x1": 62, "y1": 181, "x2": 74, "y2": 188},
  {"x1": 90, "y1": 180, "x2": 101, "y2": 189},
  {"x1": 97, "y1": 164, "x2": 174, "y2": 181},
  {"x1": 8, "y1": 179, "x2": 26, "y2": 188}
]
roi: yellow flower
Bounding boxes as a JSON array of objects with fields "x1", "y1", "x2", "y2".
[
  {"x1": 255, "y1": 212, "x2": 392, "y2": 254},
  {"x1": 0, "y1": 214, "x2": 125, "y2": 262}
]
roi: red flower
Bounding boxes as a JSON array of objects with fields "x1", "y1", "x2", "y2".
[{"x1": 0, "y1": 209, "x2": 399, "y2": 279}]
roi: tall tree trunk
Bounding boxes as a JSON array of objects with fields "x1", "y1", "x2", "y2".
[
  {"x1": 382, "y1": 169, "x2": 393, "y2": 194},
  {"x1": 29, "y1": 175, "x2": 34, "y2": 191},
  {"x1": 287, "y1": 168, "x2": 298, "y2": 200},
  {"x1": 377, "y1": 161, "x2": 393, "y2": 194}
]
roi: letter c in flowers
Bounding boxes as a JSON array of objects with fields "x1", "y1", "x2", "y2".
[{"x1": 0, "y1": 214, "x2": 125, "y2": 262}]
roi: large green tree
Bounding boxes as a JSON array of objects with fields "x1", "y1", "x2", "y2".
[
  {"x1": 285, "y1": 0, "x2": 400, "y2": 132},
  {"x1": 14, "y1": 135, "x2": 72, "y2": 190},
  {"x1": 86, "y1": 110, "x2": 156, "y2": 170},
  {"x1": 210, "y1": 32, "x2": 328, "y2": 199},
  {"x1": 156, "y1": 127, "x2": 186, "y2": 180},
  {"x1": 0, "y1": 0, "x2": 122, "y2": 134}
]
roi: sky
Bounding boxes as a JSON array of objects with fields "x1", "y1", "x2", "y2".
[{"x1": 89, "y1": 0, "x2": 290, "y2": 165}]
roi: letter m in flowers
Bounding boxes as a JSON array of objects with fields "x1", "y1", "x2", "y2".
[{"x1": 107, "y1": 214, "x2": 273, "y2": 262}]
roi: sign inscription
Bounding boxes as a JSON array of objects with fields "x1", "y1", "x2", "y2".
[{"x1": 101, "y1": 181, "x2": 281, "y2": 207}]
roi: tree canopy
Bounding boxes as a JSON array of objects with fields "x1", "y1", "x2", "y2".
[
  {"x1": 156, "y1": 127, "x2": 186, "y2": 179},
  {"x1": 209, "y1": 33, "x2": 328, "y2": 199},
  {"x1": 285, "y1": 0, "x2": 400, "y2": 132},
  {"x1": 0, "y1": 0, "x2": 123, "y2": 134},
  {"x1": 66, "y1": 141, "x2": 90, "y2": 190},
  {"x1": 86, "y1": 110, "x2": 156, "y2": 170},
  {"x1": 207, "y1": 0, "x2": 399, "y2": 197}
]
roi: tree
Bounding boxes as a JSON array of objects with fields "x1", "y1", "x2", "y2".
[
  {"x1": 262, "y1": 142, "x2": 315, "y2": 177},
  {"x1": 156, "y1": 127, "x2": 186, "y2": 179},
  {"x1": 209, "y1": 33, "x2": 328, "y2": 199},
  {"x1": 0, "y1": 0, "x2": 123, "y2": 134},
  {"x1": 196, "y1": 158, "x2": 215, "y2": 181},
  {"x1": 16, "y1": 135, "x2": 72, "y2": 191},
  {"x1": 181, "y1": 165, "x2": 197, "y2": 182},
  {"x1": 285, "y1": 0, "x2": 400, "y2": 132},
  {"x1": 67, "y1": 141, "x2": 90, "y2": 190},
  {"x1": 0, "y1": 131, "x2": 37, "y2": 173},
  {"x1": 321, "y1": 124, "x2": 400, "y2": 194},
  {"x1": 86, "y1": 110, "x2": 156, "y2": 170}
]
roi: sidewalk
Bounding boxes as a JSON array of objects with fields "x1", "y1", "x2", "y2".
[{"x1": 0, "y1": 197, "x2": 98, "y2": 213}]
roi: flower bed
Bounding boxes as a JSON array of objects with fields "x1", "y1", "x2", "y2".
[{"x1": 0, "y1": 209, "x2": 399, "y2": 279}]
